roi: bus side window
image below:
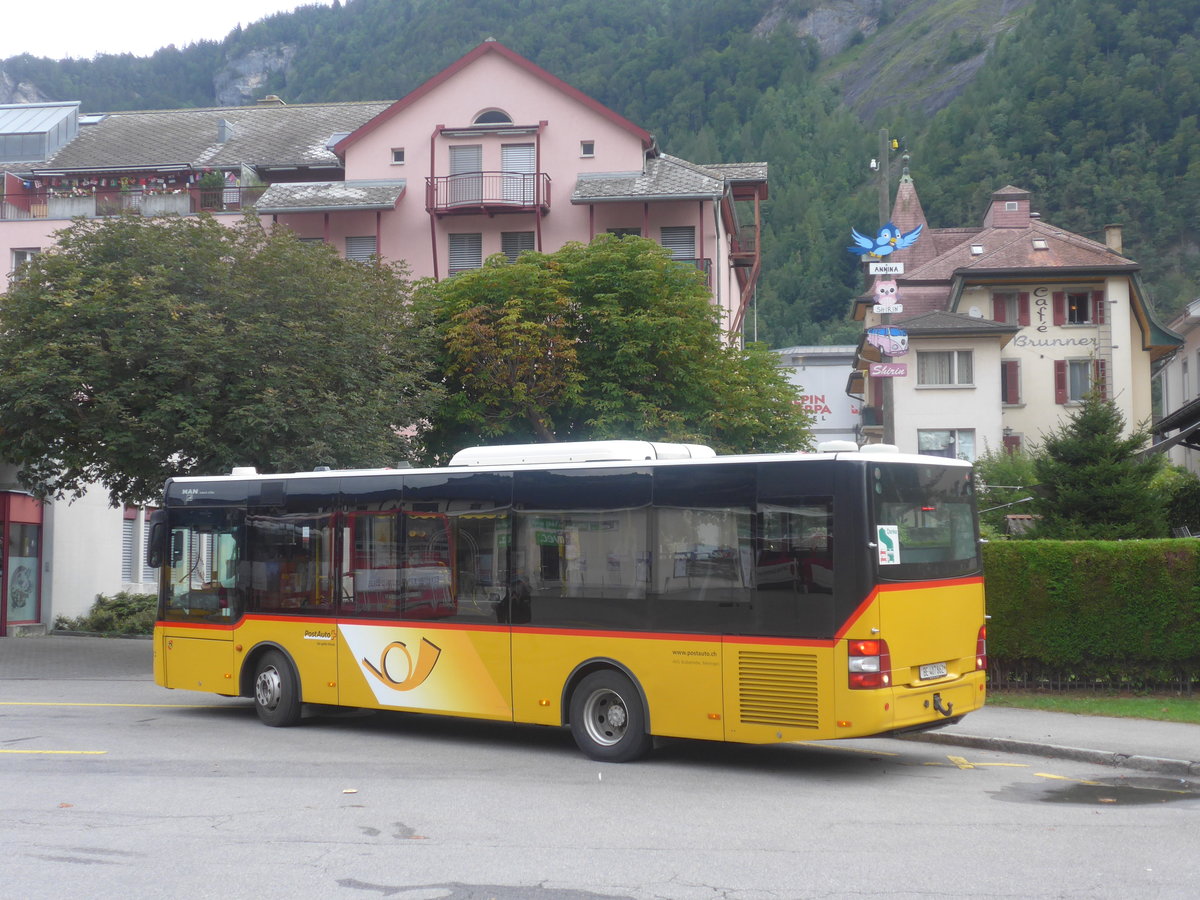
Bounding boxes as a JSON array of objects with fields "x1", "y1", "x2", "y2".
[{"x1": 247, "y1": 514, "x2": 334, "y2": 612}]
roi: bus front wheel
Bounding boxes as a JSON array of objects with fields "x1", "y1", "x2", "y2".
[
  {"x1": 253, "y1": 650, "x2": 302, "y2": 727},
  {"x1": 569, "y1": 670, "x2": 652, "y2": 762}
]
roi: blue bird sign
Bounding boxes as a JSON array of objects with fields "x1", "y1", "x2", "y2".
[{"x1": 849, "y1": 222, "x2": 922, "y2": 258}]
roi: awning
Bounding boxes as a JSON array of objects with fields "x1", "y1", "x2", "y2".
[
  {"x1": 255, "y1": 179, "x2": 406, "y2": 214},
  {"x1": 1142, "y1": 396, "x2": 1200, "y2": 457}
]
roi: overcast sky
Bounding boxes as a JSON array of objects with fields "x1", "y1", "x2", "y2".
[{"x1": 1, "y1": 1, "x2": 335, "y2": 61}]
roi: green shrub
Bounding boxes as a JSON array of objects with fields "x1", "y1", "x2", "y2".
[{"x1": 55, "y1": 591, "x2": 157, "y2": 635}]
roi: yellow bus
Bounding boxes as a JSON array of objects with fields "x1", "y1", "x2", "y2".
[{"x1": 150, "y1": 440, "x2": 987, "y2": 761}]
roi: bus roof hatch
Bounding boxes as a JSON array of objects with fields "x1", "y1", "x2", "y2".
[{"x1": 448, "y1": 440, "x2": 716, "y2": 467}]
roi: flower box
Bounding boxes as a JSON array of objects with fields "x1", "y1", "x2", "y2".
[
  {"x1": 47, "y1": 195, "x2": 96, "y2": 218},
  {"x1": 141, "y1": 193, "x2": 191, "y2": 216}
]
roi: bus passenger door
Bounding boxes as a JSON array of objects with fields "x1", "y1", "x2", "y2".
[{"x1": 242, "y1": 500, "x2": 340, "y2": 705}]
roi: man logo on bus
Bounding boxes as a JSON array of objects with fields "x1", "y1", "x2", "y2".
[{"x1": 363, "y1": 637, "x2": 442, "y2": 691}]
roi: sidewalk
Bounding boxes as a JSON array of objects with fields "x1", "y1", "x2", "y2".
[
  {"x1": 903, "y1": 705, "x2": 1200, "y2": 777},
  {"x1": 3, "y1": 634, "x2": 1198, "y2": 775}
]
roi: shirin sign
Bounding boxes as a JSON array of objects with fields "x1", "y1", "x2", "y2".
[{"x1": 869, "y1": 362, "x2": 907, "y2": 378}]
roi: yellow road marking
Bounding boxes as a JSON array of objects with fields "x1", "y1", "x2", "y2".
[
  {"x1": 0, "y1": 749, "x2": 107, "y2": 755},
  {"x1": 1035, "y1": 773, "x2": 1103, "y2": 785},
  {"x1": 948, "y1": 755, "x2": 975, "y2": 769}
]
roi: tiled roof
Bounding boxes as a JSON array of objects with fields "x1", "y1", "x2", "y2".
[
  {"x1": 701, "y1": 162, "x2": 768, "y2": 182},
  {"x1": 904, "y1": 217, "x2": 1135, "y2": 281},
  {"x1": 255, "y1": 180, "x2": 406, "y2": 213},
  {"x1": 32, "y1": 101, "x2": 392, "y2": 174},
  {"x1": 572, "y1": 153, "x2": 761, "y2": 202},
  {"x1": 899, "y1": 310, "x2": 1019, "y2": 337}
]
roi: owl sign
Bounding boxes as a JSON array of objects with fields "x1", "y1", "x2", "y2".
[{"x1": 873, "y1": 277, "x2": 903, "y2": 314}]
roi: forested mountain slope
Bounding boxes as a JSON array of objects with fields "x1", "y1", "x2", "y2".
[{"x1": 3, "y1": 0, "x2": 1196, "y2": 346}]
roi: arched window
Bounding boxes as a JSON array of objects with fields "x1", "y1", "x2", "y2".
[{"x1": 473, "y1": 109, "x2": 513, "y2": 125}]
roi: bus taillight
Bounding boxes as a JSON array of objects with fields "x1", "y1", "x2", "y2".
[
  {"x1": 848, "y1": 639, "x2": 891, "y2": 689},
  {"x1": 976, "y1": 625, "x2": 987, "y2": 671}
]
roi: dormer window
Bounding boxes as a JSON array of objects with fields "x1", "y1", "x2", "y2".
[{"x1": 473, "y1": 109, "x2": 513, "y2": 125}]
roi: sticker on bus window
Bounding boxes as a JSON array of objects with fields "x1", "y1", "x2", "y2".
[{"x1": 876, "y1": 525, "x2": 900, "y2": 565}]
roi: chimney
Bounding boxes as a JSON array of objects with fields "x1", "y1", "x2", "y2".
[
  {"x1": 256, "y1": 95, "x2": 286, "y2": 106},
  {"x1": 217, "y1": 119, "x2": 234, "y2": 143},
  {"x1": 1104, "y1": 224, "x2": 1123, "y2": 255}
]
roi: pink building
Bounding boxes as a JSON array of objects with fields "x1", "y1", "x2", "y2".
[
  {"x1": 0, "y1": 41, "x2": 767, "y2": 633},
  {"x1": 3, "y1": 41, "x2": 766, "y2": 332},
  {"x1": 256, "y1": 40, "x2": 766, "y2": 332}
]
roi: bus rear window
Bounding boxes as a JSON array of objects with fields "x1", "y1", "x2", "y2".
[{"x1": 870, "y1": 462, "x2": 980, "y2": 580}]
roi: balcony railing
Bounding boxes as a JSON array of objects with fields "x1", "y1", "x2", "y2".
[
  {"x1": 0, "y1": 186, "x2": 268, "y2": 221},
  {"x1": 426, "y1": 171, "x2": 551, "y2": 216},
  {"x1": 731, "y1": 224, "x2": 758, "y2": 266},
  {"x1": 674, "y1": 257, "x2": 712, "y2": 287}
]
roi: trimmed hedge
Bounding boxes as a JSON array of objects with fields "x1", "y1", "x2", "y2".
[{"x1": 983, "y1": 540, "x2": 1200, "y2": 689}]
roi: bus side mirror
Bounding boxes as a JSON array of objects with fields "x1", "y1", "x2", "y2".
[{"x1": 147, "y1": 511, "x2": 167, "y2": 568}]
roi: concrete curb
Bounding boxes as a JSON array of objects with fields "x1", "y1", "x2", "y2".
[{"x1": 902, "y1": 731, "x2": 1200, "y2": 777}]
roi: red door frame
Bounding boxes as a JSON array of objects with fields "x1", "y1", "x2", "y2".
[{"x1": 0, "y1": 492, "x2": 44, "y2": 637}]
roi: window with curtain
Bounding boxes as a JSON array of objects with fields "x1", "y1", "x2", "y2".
[{"x1": 917, "y1": 350, "x2": 973, "y2": 386}]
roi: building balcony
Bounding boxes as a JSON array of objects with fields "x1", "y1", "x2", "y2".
[
  {"x1": 1, "y1": 185, "x2": 268, "y2": 220},
  {"x1": 730, "y1": 224, "x2": 758, "y2": 267},
  {"x1": 675, "y1": 257, "x2": 712, "y2": 287},
  {"x1": 425, "y1": 171, "x2": 551, "y2": 217}
]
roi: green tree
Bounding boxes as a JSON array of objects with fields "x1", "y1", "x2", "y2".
[
  {"x1": 1152, "y1": 464, "x2": 1200, "y2": 535},
  {"x1": 974, "y1": 446, "x2": 1040, "y2": 537},
  {"x1": 1029, "y1": 393, "x2": 1165, "y2": 539},
  {"x1": 416, "y1": 235, "x2": 813, "y2": 461},
  {"x1": 0, "y1": 214, "x2": 440, "y2": 504},
  {"x1": 427, "y1": 253, "x2": 582, "y2": 444}
]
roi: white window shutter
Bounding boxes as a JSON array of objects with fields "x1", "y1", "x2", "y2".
[
  {"x1": 345, "y1": 236, "x2": 377, "y2": 262},
  {"x1": 448, "y1": 233, "x2": 482, "y2": 272}
]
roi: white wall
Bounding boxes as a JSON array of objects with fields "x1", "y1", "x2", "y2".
[
  {"x1": 891, "y1": 336, "x2": 1006, "y2": 460},
  {"x1": 43, "y1": 484, "x2": 129, "y2": 622},
  {"x1": 775, "y1": 346, "x2": 858, "y2": 443}
]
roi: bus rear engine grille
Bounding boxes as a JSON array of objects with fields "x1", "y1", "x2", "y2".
[{"x1": 737, "y1": 650, "x2": 820, "y2": 729}]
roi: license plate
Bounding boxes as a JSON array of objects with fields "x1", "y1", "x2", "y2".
[{"x1": 919, "y1": 662, "x2": 948, "y2": 680}]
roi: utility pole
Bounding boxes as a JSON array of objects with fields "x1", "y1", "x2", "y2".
[{"x1": 877, "y1": 127, "x2": 896, "y2": 445}]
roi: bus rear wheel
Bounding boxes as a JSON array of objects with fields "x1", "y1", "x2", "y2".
[
  {"x1": 253, "y1": 650, "x2": 301, "y2": 727},
  {"x1": 569, "y1": 670, "x2": 652, "y2": 762}
]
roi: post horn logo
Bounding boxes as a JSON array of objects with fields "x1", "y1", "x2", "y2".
[{"x1": 363, "y1": 637, "x2": 442, "y2": 691}]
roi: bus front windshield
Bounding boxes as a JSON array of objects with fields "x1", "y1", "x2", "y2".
[
  {"x1": 870, "y1": 462, "x2": 980, "y2": 581},
  {"x1": 161, "y1": 508, "x2": 244, "y2": 622}
]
